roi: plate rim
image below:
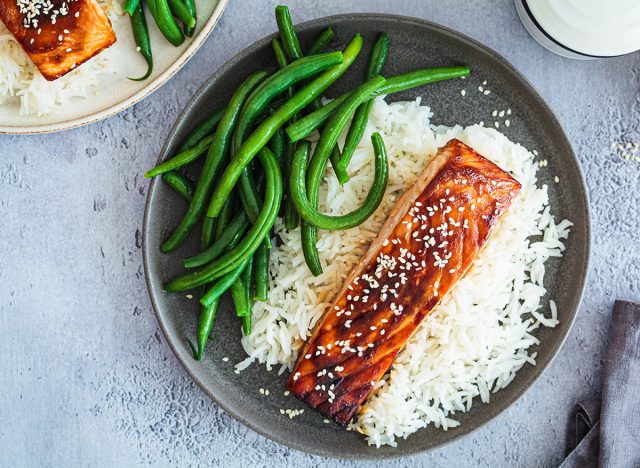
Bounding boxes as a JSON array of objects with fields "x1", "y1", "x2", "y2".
[
  {"x1": 0, "y1": 0, "x2": 229, "y2": 135},
  {"x1": 142, "y1": 12, "x2": 591, "y2": 460}
]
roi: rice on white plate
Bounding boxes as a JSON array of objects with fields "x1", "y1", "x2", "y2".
[
  {"x1": 235, "y1": 96, "x2": 572, "y2": 447},
  {"x1": 0, "y1": 0, "x2": 122, "y2": 116}
]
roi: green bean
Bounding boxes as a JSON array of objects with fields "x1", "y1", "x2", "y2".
[
  {"x1": 167, "y1": 0, "x2": 196, "y2": 29},
  {"x1": 286, "y1": 66, "x2": 471, "y2": 142},
  {"x1": 269, "y1": 126, "x2": 285, "y2": 163},
  {"x1": 148, "y1": 0, "x2": 184, "y2": 46},
  {"x1": 123, "y1": 0, "x2": 141, "y2": 15},
  {"x1": 314, "y1": 75, "x2": 386, "y2": 190},
  {"x1": 229, "y1": 256, "x2": 252, "y2": 321},
  {"x1": 161, "y1": 71, "x2": 267, "y2": 253},
  {"x1": 190, "y1": 190, "x2": 235, "y2": 359},
  {"x1": 271, "y1": 38, "x2": 299, "y2": 229},
  {"x1": 207, "y1": 34, "x2": 362, "y2": 219},
  {"x1": 299, "y1": 75, "x2": 386, "y2": 275},
  {"x1": 188, "y1": 297, "x2": 219, "y2": 360},
  {"x1": 242, "y1": 255, "x2": 254, "y2": 313},
  {"x1": 146, "y1": 0, "x2": 157, "y2": 16},
  {"x1": 128, "y1": 3, "x2": 153, "y2": 81},
  {"x1": 286, "y1": 94, "x2": 348, "y2": 143},
  {"x1": 291, "y1": 135, "x2": 388, "y2": 230},
  {"x1": 235, "y1": 260, "x2": 253, "y2": 332},
  {"x1": 242, "y1": 256, "x2": 253, "y2": 335},
  {"x1": 144, "y1": 134, "x2": 214, "y2": 178},
  {"x1": 299, "y1": 222, "x2": 320, "y2": 275},
  {"x1": 164, "y1": 147, "x2": 282, "y2": 292},
  {"x1": 283, "y1": 140, "x2": 301, "y2": 230},
  {"x1": 214, "y1": 194, "x2": 235, "y2": 241},
  {"x1": 253, "y1": 240, "x2": 270, "y2": 301},
  {"x1": 307, "y1": 27, "x2": 335, "y2": 55},
  {"x1": 232, "y1": 52, "x2": 343, "y2": 223},
  {"x1": 162, "y1": 171, "x2": 193, "y2": 201},
  {"x1": 271, "y1": 38, "x2": 289, "y2": 69},
  {"x1": 242, "y1": 310, "x2": 252, "y2": 336},
  {"x1": 182, "y1": 0, "x2": 196, "y2": 36},
  {"x1": 275, "y1": 6, "x2": 302, "y2": 61},
  {"x1": 365, "y1": 34, "x2": 389, "y2": 82},
  {"x1": 337, "y1": 34, "x2": 389, "y2": 183},
  {"x1": 276, "y1": 13, "x2": 336, "y2": 224},
  {"x1": 177, "y1": 107, "x2": 225, "y2": 153},
  {"x1": 200, "y1": 257, "x2": 250, "y2": 308},
  {"x1": 184, "y1": 212, "x2": 249, "y2": 268},
  {"x1": 231, "y1": 276, "x2": 248, "y2": 317},
  {"x1": 380, "y1": 66, "x2": 471, "y2": 94},
  {"x1": 201, "y1": 216, "x2": 216, "y2": 250},
  {"x1": 233, "y1": 52, "x2": 342, "y2": 157}
]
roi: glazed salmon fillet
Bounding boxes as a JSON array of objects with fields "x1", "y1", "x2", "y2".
[
  {"x1": 287, "y1": 139, "x2": 522, "y2": 426},
  {"x1": 0, "y1": 0, "x2": 116, "y2": 81}
]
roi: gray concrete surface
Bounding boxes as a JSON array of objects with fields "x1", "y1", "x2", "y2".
[{"x1": 1, "y1": 0, "x2": 639, "y2": 466}]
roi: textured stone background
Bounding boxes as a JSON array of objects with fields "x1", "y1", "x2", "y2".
[{"x1": 1, "y1": 0, "x2": 639, "y2": 466}]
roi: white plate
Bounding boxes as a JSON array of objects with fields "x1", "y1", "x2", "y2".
[{"x1": 0, "y1": 0, "x2": 228, "y2": 134}]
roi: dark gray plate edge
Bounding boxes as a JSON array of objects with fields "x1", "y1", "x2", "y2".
[{"x1": 142, "y1": 13, "x2": 592, "y2": 461}]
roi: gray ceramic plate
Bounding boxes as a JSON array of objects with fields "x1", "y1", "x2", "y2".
[{"x1": 143, "y1": 14, "x2": 590, "y2": 460}]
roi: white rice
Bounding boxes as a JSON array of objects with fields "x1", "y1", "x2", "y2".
[
  {"x1": 236, "y1": 96, "x2": 572, "y2": 446},
  {"x1": 0, "y1": 0, "x2": 122, "y2": 116}
]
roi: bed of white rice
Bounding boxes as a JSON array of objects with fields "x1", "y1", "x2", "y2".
[
  {"x1": 0, "y1": 0, "x2": 122, "y2": 116},
  {"x1": 235, "y1": 96, "x2": 572, "y2": 446}
]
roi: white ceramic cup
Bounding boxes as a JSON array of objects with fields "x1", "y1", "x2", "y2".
[{"x1": 515, "y1": 0, "x2": 640, "y2": 59}]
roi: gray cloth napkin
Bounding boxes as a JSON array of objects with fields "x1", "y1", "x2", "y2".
[{"x1": 560, "y1": 300, "x2": 640, "y2": 468}]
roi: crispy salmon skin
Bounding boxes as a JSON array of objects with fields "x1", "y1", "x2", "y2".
[
  {"x1": 0, "y1": 0, "x2": 116, "y2": 81},
  {"x1": 287, "y1": 139, "x2": 522, "y2": 426}
]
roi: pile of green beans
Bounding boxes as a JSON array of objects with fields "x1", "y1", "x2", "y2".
[
  {"x1": 124, "y1": 0, "x2": 198, "y2": 80},
  {"x1": 144, "y1": 5, "x2": 471, "y2": 360}
]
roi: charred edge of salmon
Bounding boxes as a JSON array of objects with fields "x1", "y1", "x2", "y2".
[{"x1": 287, "y1": 139, "x2": 522, "y2": 426}]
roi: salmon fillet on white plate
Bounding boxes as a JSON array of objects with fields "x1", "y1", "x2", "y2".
[{"x1": 0, "y1": 0, "x2": 116, "y2": 80}]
